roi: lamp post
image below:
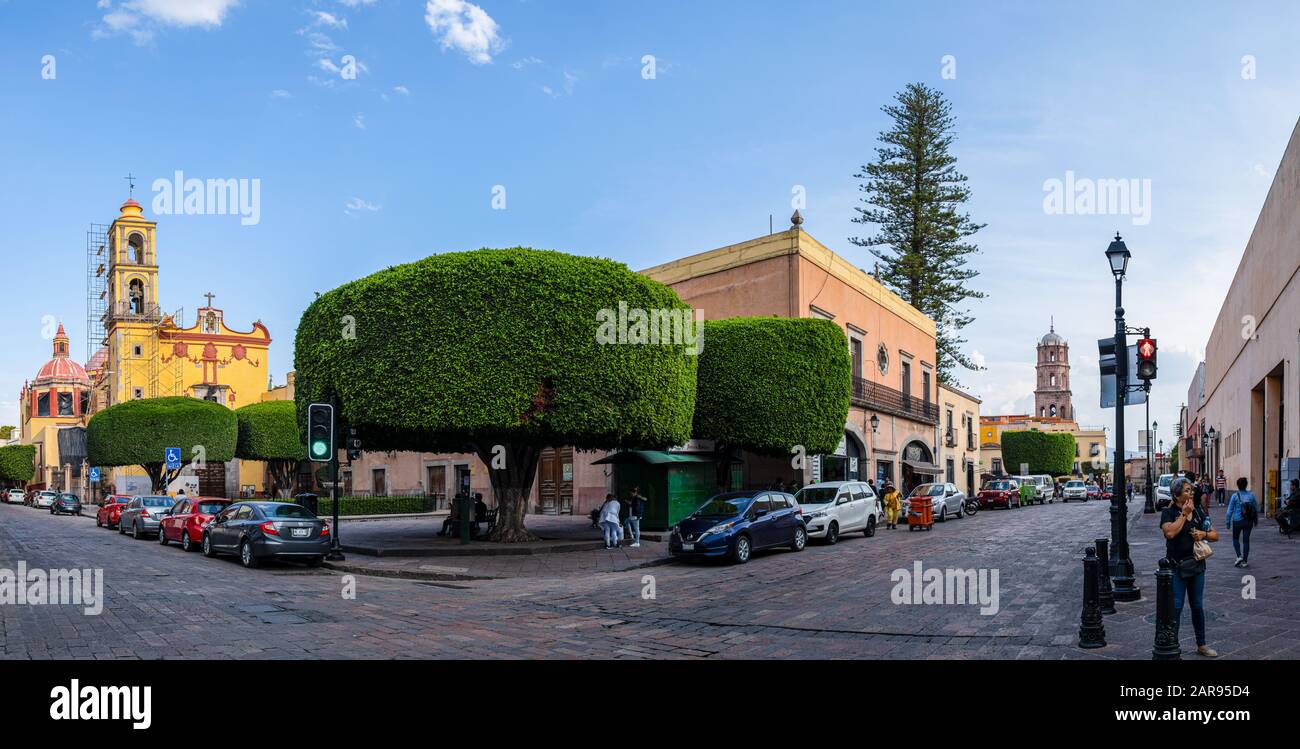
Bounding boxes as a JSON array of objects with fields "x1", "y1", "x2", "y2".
[
  {"x1": 870, "y1": 413, "x2": 880, "y2": 490},
  {"x1": 1105, "y1": 233, "x2": 1141, "y2": 602},
  {"x1": 1206, "y1": 426, "x2": 1218, "y2": 478},
  {"x1": 1149, "y1": 417, "x2": 1157, "y2": 509}
]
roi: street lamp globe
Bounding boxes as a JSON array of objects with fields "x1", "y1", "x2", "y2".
[
  {"x1": 870, "y1": 414, "x2": 880, "y2": 433},
  {"x1": 1207, "y1": 426, "x2": 1217, "y2": 441},
  {"x1": 1105, "y1": 233, "x2": 1131, "y2": 278}
]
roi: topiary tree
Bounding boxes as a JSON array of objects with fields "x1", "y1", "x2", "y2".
[
  {"x1": 0, "y1": 444, "x2": 36, "y2": 486},
  {"x1": 294, "y1": 248, "x2": 698, "y2": 542},
  {"x1": 235, "y1": 401, "x2": 304, "y2": 498},
  {"x1": 1000, "y1": 430, "x2": 1075, "y2": 476},
  {"x1": 693, "y1": 317, "x2": 852, "y2": 489},
  {"x1": 86, "y1": 396, "x2": 237, "y2": 492}
]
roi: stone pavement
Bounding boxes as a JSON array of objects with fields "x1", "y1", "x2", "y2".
[{"x1": 2, "y1": 497, "x2": 1295, "y2": 659}]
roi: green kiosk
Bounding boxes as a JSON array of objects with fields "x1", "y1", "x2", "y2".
[{"x1": 592, "y1": 450, "x2": 716, "y2": 532}]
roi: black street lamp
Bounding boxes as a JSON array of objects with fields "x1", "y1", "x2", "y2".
[
  {"x1": 1206, "y1": 426, "x2": 1218, "y2": 475},
  {"x1": 1105, "y1": 233, "x2": 1141, "y2": 602}
]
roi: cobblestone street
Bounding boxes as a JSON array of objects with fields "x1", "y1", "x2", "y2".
[{"x1": 1, "y1": 500, "x2": 1295, "y2": 659}]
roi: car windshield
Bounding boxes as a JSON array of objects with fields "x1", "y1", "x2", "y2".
[
  {"x1": 794, "y1": 487, "x2": 838, "y2": 505},
  {"x1": 58, "y1": 494, "x2": 78, "y2": 501},
  {"x1": 693, "y1": 495, "x2": 753, "y2": 517},
  {"x1": 196, "y1": 502, "x2": 228, "y2": 514},
  {"x1": 1067, "y1": 481, "x2": 1084, "y2": 488},
  {"x1": 1159, "y1": 476, "x2": 1172, "y2": 487},
  {"x1": 910, "y1": 484, "x2": 945, "y2": 497},
  {"x1": 142, "y1": 497, "x2": 173, "y2": 507},
  {"x1": 986, "y1": 481, "x2": 1014, "y2": 491},
  {"x1": 264, "y1": 504, "x2": 316, "y2": 519}
]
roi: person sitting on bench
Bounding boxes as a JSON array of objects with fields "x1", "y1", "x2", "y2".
[
  {"x1": 472, "y1": 493, "x2": 488, "y2": 537},
  {"x1": 440, "y1": 493, "x2": 463, "y2": 536}
]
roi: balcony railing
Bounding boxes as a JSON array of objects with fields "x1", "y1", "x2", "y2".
[
  {"x1": 104, "y1": 300, "x2": 165, "y2": 324},
  {"x1": 967, "y1": 432, "x2": 976, "y2": 451},
  {"x1": 851, "y1": 377, "x2": 938, "y2": 425}
]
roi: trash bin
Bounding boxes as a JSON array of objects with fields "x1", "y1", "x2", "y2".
[
  {"x1": 294, "y1": 492, "x2": 319, "y2": 515},
  {"x1": 907, "y1": 495, "x2": 933, "y2": 531}
]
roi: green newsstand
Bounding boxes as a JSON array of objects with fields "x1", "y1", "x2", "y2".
[{"x1": 592, "y1": 451, "x2": 717, "y2": 531}]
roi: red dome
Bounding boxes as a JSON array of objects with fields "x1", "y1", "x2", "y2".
[{"x1": 34, "y1": 356, "x2": 90, "y2": 387}]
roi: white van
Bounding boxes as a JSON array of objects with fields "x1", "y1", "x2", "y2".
[
  {"x1": 793, "y1": 481, "x2": 881, "y2": 544},
  {"x1": 1012, "y1": 475, "x2": 1050, "y2": 504}
]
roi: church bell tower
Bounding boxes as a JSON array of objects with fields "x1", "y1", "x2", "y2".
[{"x1": 1035, "y1": 318, "x2": 1073, "y2": 420}]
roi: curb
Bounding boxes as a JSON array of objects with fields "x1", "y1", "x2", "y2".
[{"x1": 321, "y1": 553, "x2": 678, "y2": 582}]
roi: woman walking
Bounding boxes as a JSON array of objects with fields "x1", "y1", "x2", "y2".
[
  {"x1": 598, "y1": 493, "x2": 622, "y2": 549},
  {"x1": 1224, "y1": 477, "x2": 1258, "y2": 568},
  {"x1": 1160, "y1": 476, "x2": 1220, "y2": 657}
]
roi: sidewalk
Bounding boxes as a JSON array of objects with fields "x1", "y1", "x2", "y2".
[
  {"x1": 324, "y1": 513, "x2": 673, "y2": 581},
  {"x1": 1072, "y1": 501, "x2": 1300, "y2": 659}
]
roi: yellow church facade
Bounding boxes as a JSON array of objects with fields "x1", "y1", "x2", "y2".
[{"x1": 84, "y1": 198, "x2": 274, "y2": 496}]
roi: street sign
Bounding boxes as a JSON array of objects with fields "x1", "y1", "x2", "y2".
[
  {"x1": 165, "y1": 448, "x2": 182, "y2": 470},
  {"x1": 88, "y1": 467, "x2": 100, "y2": 483},
  {"x1": 1099, "y1": 344, "x2": 1148, "y2": 408}
]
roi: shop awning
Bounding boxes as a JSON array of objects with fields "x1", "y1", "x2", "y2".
[
  {"x1": 902, "y1": 458, "x2": 942, "y2": 475},
  {"x1": 592, "y1": 450, "x2": 714, "y2": 466}
]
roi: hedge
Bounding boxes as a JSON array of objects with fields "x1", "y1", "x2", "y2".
[
  {"x1": 87, "y1": 396, "x2": 237, "y2": 466},
  {"x1": 1000, "y1": 430, "x2": 1076, "y2": 476},
  {"x1": 0, "y1": 444, "x2": 36, "y2": 483},
  {"x1": 693, "y1": 317, "x2": 851, "y2": 455},
  {"x1": 293, "y1": 248, "x2": 698, "y2": 453},
  {"x1": 235, "y1": 401, "x2": 304, "y2": 461},
  {"x1": 311, "y1": 495, "x2": 434, "y2": 516}
]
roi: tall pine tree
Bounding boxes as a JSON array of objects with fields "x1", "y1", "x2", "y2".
[{"x1": 850, "y1": 82, "x2": 985, "y2": 386}]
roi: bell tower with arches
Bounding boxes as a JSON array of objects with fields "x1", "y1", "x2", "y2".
[{"x1": 1035, "y1": 318, "x2": 1073, "y2": 420}]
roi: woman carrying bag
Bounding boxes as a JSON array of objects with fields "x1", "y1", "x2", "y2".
[
  {"x1": 1160, "y1": 476, "x2": 1220, "y2": 657},
  {"x1": 1224, "y1": 476, "x2": 1258, "y2": 568}
]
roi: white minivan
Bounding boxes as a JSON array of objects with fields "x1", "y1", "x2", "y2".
[{"x1": 794, "y1": 481, "x2": 881, "y2": 544}]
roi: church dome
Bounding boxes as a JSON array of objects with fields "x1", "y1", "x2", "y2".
[
  {"x1": 32, "y1": 323, "x2": 90, "y2": 387},
  {"x1": 1040, "y1": 319, "x2": 1065, "y2": 346}
]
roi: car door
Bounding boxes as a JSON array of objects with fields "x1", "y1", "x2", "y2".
[
  {"x1": 212, "y1": 505, "x2": 239, "y2": 549},
  {"x1": 748, "y1": 495, "x2": 776, "y2": 547},
  {"x1": 853, "y1": 483, "x2": 878, "y2": 526},
  {"x1": 772, "y1": 493, "x2": 800, "y2": 540},
  {"x1": 163, "y1": 499, "x2": 186, "y2": 541}
]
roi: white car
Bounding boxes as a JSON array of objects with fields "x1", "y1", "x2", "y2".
[
  {"x1": 5, "y1": 489, "x2": 24, "y2": 505},
  {"x1": 1155, "y1": 473, "x2": 1175, "y2": 508},
  {"x1": 1062, "y1": 480, "x2": 1087, "y2": 501},
  {"x1": 34, "y1": 490, "x2": 59, "y2": 508},
  {"x1": 909, "y1": 482, "x2": 967, "y2": 521},
  {"x1": 794, "y1": 480, "x2": 881, "y2": 543}
]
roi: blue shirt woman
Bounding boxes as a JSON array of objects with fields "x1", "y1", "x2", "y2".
[{"x1": 1224, "y1": 481, "x2": 1257, "y2": 568}]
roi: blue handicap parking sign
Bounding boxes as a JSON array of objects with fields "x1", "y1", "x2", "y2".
[
  {"x1": 165, "y1": 448, "x2": 182, "y2": 470},
  {"x1": 89, "y1": 467, "x2": 101, "y2": 482}
]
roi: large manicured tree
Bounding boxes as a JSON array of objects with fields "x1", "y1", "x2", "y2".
[
  {"x1": 235, "y1": 401, "x2": 304, "y2": 498},
  {"x1": 1000, "y1": 430, "x2": 1075, "y2": 476},
  {"x1": 0, "y1": 444, "x2": 36, "y2": 485},
  {"x1": 294, "y1": 248, "x2": 698, "y2": 542},
  {"x1": 693, "y1": 317, "x2": 852, "y2": 489},
  {"x1": 86, "y1": 396, "x2": 237, "y2": 492}
]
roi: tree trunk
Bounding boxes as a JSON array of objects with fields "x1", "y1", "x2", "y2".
[
  {"x1": 474, "y1": 443, "x2": 541, "y2": 542},
  {"x1": 143, "y1": 463, "x2": 181, "y2": 493},
  {"x1": 268, "y1": 459, "x2": 295, "y2": 499},
  {"x1": 713, "y1": 444, "x2": 735, "y2": 492}
]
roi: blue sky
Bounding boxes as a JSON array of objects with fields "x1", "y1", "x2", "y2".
[{"x1": 1, "y1": 0, "x2": 1298, "y2": 454}]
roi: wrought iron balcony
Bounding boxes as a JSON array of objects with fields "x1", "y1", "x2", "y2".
[
  {"x1": 851, "y1": 377, "x2": 938, "y2": 425},
  {"x1": 104, "y1": 300, "x2": 164, "y2": 324}
]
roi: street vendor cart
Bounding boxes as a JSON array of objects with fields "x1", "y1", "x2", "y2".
[{"x1": 907, "y1": 494, "x2": 934, "y2": 531}]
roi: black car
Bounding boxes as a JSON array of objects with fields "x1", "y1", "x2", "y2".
[
  {"x1": 51, "y1": 493, "x2": 82, "y2": 516},
  {"x1": 202, "y1": 501, "x2": 331, "y2": 568}
]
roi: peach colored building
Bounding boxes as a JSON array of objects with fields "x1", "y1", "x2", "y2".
[
  {"x1": 642, "y1": 222, "x2": 946, "y2": 493},
  {"x1": 1197, "y1": 117, "x2": 1300, "y2": 514}
]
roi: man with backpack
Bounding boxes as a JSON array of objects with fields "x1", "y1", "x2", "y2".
[{"x1": 1224, "y1": 476, "x2": 1258, "y2": 568}]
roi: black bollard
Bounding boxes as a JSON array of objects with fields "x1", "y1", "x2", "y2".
[
  {"x1": 1078, "y1": 546, "x2": 1107, "y2": 649},
  {"x1": 1096, "y1": 537, "x2": 1117, "y2": 614},
  {"x1": 1152, "y1": 557, "x2": 1182, "y2": 660}
]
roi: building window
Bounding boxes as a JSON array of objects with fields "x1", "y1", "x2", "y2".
[
  {"x1": 128, "y1": 233, "x2": 145, "y2": 264},
  {"x1": 132, "y1": 344, "x2": 143, "y2": 357},
  {"x1": 992, "y1": 458, "x2": 1003, "y2": 474},
  {"x1": 850, "y1": 337, "x2": 863, "y2": 381},
  {"x1": 37, "y1": 392, "x2": 50, "y2": 417},
  {"x1": 58, "y1": 393, "x2": 73, "y2": 416},
  {"x1": 1050, "y1": 374, "x2": 1057, "y2": 387},
  {"x1": 1050, "y1": 405, "x2": 1057, "y2": 417},
  {"x1": 900, "y1": 359, "x2": 911, "y2": 398},
  {"x1": 922, "y1": 370, "x2": 931, "y2": 405},
  {"x1": 128, "y1": 279, "x2": 145, "y2": 315},
  {"x1": 132, "y1": 388, "x2": 144, "y2": 400},
  {"x1": 946, "y1": 458, "x2": 955, "y2": 483}
]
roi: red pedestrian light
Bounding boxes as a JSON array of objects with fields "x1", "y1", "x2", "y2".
[{"x1": 1136, "y1": 338, "x2": 1157, "y2": 381}]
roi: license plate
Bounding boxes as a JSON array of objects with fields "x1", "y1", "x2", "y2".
[
  {"x1": 291, "y1": 528, "x2": 310, "y2": 538},
  {"x1": 680, "y1": 543, "x2": 694, "y2": 551}
]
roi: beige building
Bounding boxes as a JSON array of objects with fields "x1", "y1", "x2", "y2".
[
  {"x1": 938, "y1": 383, "x2": 982, "y2": 496},
  {"x1": 1197, "y1": 117, "x2": 1300, "y2": 514}
]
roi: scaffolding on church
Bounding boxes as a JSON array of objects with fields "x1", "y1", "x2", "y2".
[{"x1": 85, "y1": 223, "x2": 109, "y2": 364}]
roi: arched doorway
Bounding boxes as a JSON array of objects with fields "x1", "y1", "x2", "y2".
[
  {"x1": 819, "y1": 431, "x2": 865, "y2": 483},
  {"x1": 900, "y1": 440, "x2": 938, "y2": 496}
]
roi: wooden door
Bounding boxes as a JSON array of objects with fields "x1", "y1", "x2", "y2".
[{"x1": 196, "y1": 461, "x2": 226, "y2": 498}]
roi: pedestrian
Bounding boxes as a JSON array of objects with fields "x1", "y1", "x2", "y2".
[
  {"x1": 598, "y1": 493, "x2": 621, "y2": 549},
  {"x1": 1185, "y1": 471, "x2": 1205, "y2": 512},
  {"x1": 625, "y1": 485, "x2": 647, "y2": 548},
  {"x1": 472, "y1": 492, "x2": 488, "y2": 537},
  {"x1": 883, "y1": 482, "x2": 902, "y2": 530},
  {"x1": 441, "y1": 492, "x2": 462, "y2": 536},
  {"x1": 1224, "y1": 477, "x2": 1258, "y2": 568},
  {"x1": 1160, "y1": 476, "x2": 1220, "y2": 657},
  {"x1": 1215, "y1": 470, "x2": 1227, "y2": 506}
]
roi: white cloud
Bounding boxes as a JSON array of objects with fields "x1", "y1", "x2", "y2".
[
  {"x1": 353, "y1": 113, "x2": 366, "y2": 130},
  {"x1": 344, "y1": 197, "x2": 381, "y2": 214},
  {"x1": 393, "y1": 85, "x2": 410, "y2": 95},
  {"x1": 512, "y1": 56, "x2": 542, "y2": 70},
  {"x1": 310, "y1": 11, "x2": 347, "y2": 29},
  {"x1": 270, "y1": 89, "x2": 291, "y2": 98},
  {"x1": 337, "y1": 0, "x2": 377, "y2": 6},
  {"x1": 970, "y1": 350, "x2": 987, "y2": 369},
  {"x1": 424, "y1": 0, "x2": 502, "y2": 65},
  {"x1": 95, "y1": 0, "x2": 240, "y2": 44}
]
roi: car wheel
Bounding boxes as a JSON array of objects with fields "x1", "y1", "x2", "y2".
[
  {"x1": 865, "y1": 517, "x2": 876, "y2": 537},
  {"x1": 731, "y1": 535, "x2": 751, "y2": 564},
  {"x1": 202, "y1": 533, "x2": 216, "y2": 558},
  {"x1": 956, "y1": 502, "x2": 965, "y2": 519},
  {"x1": 240, "y1": 540, "x2": 259, "y2": 568},
  {"x1": 826, "y1": 521, "x2": 840, "y2": 545},
  {"x1": 96, "y1": 515, "x2": 102, "y2": 528},
  {"x1": 181, "y1": 532, "x2": 194, "y2": 552},
  {"x1": 132, "y1": 521, "x2": 141, "y2": 540},
  {"x1": 118, "y1": 520, "x2": 126, "y2": 534},
  {"x1": 158, "y1": 528, "x2": 168, "y2": 546},
  {"x1": 791, "y1": 526, "x2": 807, "y2": 551},
  {"x1": 938, "y1": 506, "x2": 947, "y2": 522}
]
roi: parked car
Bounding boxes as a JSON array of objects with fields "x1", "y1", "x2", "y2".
[
  {"x1": 793, "y1": 480, "x2": 880, "y2": 543},
  {"x1": 1155, "y1": 473, "x2": 1175, "y2": 509},
  {"x1": 909, "y1": 482, "x2": 968, "y2": 521},
  {"x1": 31, "y1": 490, "x2": 58, "y2": 509},
  {"x1": 1027, "y1": 474, "x2": 1054, "y2": 503},
  {"x1": 202, "y1": 501, "x2": 331, "y2": 568},
  {"x1": 95, "y1": 495, "x2": 134, "y2": 529},
  {"x1": 118, "y1": 495, "x2": 175, "y2": 539},
  {"x1": 1086, "y1": 483, "x2": 1101, "y2": 500},
  {"x1": 5, "y1": 488, "x2": 25, "y2": 504},
  {"x1": 669, "y1": 490, "x2": 806, "y2": 564},
  {"x1": 160, "y1": 496, "x2": 231, "y2": 552},
  {"x1": 978, "y1": 479, "x2": 1021, "y2": 509},
  {"x1": 50, "y1": 493, "x2": 82, "y2": 515},
  {"x1": 1062, "y1": 480, "x2": 1087, "y2": 501}
]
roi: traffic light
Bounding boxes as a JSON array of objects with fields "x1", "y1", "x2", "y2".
[
  {"x1": 346, "y1": 428, "x2": 362, "y2": 461},
  {"x1": 1136, "y1": 337, "x2": 1157, "y2": 381},
  {"x1": 307, "y1": 403, "x2": 334, "y2": 463},
  {"x1": 1097, "y1": 337, "x2": 1117, "y2": 378}
]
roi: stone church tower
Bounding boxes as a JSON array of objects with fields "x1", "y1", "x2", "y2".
[{"x1": 1035, "y1": 319, "x2": 1073, "y2": 420}]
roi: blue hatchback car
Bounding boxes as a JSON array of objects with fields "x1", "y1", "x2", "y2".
[{"x1": 669, "y1": 490, "x2": 806, "y2": 564}]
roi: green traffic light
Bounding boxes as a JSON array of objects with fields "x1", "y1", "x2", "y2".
[{"x1": 311, "y1": 440, "x2": 328, "y2": 458}]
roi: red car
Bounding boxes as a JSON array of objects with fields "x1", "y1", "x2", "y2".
[
  {"x1": 978, "y1": 480, "x2": 1021, "y2": 509},
  {"x1": 95, "y1": 495, "x2": 134, "y2": 529},
  {"x1": 159, "y1": 496, "x2": 232, "y2": 552}
]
